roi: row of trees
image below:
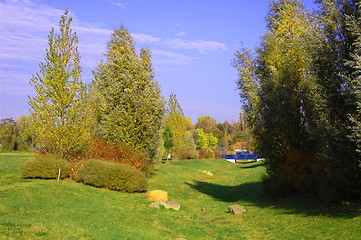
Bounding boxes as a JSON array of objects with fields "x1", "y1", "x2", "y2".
[
  {"x1": 10, "y1": 10, "x2": 249, "y2": 176},
  {"x1": 0, "y1": 116, "x2": 32, "y2": 151},
  {"x1": 234, "y1": 0, "x2": 360, "y2": 201},
  {"x1": 26, "y1": 10, "x2": 163, "y2": 174}
]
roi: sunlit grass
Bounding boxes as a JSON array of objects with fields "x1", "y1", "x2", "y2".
[{"x1": 1, "y1": 153, "x2": 360, "y2": 239}]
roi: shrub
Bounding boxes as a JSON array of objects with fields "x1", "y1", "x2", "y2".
[
  {"x1": 77, "y1": 159, "x2": 147, "y2": 192},
  {"x1": 293, "y1": 174, "x2": 318, "y2": 195},
  {"x1": 21, "y1": 154, "x2": 70, "y2": 179},
  {"x1": 262, "y1": 175, "x2": 295, "y2": 198},
  {"x1": 88, "y1": 138, "x2": 149, "y2": 173},
  {"x1": 198, "y1": 148, "x2": 214, "y2": 159}
]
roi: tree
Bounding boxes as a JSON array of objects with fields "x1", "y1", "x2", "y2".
[
  {"x1": 314, "y1": 0, "x2": 360, "y2": 201},
  {"x1": 28, "y1": 10, "x2": 92, "y2": 159},
  {"x1": 347, "y1": 0, "x2": 361, "y2": 157},
  {"x1": 15, "y1": 115, "x2": 33, "y2": 150},
  {"x1": 235, "y1": 0, "x2": 326, "y2": 195},
  {"x1": 162, "y1": 125, "x2": 174, "y2": 160},
  {"x1": 196, "y1": 128, "x2": 208, "y2": 149},
  {"x1": 94, "y1": 25, "x2": 164, "y2": 168},
  {"x1": 0, "y1": 118, "x2": 16, "y2": 151},
  {"x1": 164, "y1": 94, "x2": 197, "y2": 159}
]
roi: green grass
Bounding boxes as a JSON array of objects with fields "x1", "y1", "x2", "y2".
[{"x1": 0, "y1": 153, "x2": 360, "y2": 239}]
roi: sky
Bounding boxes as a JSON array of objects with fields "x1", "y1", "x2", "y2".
[{"x1": 0, "y1": 0, "x2": 317, "y2": 123}]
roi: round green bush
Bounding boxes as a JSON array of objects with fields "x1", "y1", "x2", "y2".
[
  {"x1": 21, "y1": 155, "x2": 70, "y2": 179},
  {"x1": 77, "y1": 159, "x2": 147, "y2": 193}
]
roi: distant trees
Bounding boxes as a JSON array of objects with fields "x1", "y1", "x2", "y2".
[
  {"x1": 234, "y1": 0, "x2": 360, "y2": 201},
  {"x1": 0, "y1": 118, "x2": 17, "y2": 151},
  {"x1": 28, "y1": 10, "x2": 92, "y2": 159},
  {"x1": 93, "y1": 26, "x2": 164, "y2": 170}
]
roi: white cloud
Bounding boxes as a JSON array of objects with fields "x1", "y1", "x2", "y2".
[
  {"x1": 131, "y1": 33, "x2": 162, "y2": 44},
  {"x1": 105, "y1": 0, "x2": 128, "y2": 9},
  {"x1": 164, "y1": 38, "x2": 228, "y2": 53},
  {"x1": 175, "y1": 31, "x2": 186, "y2": 37},
  {"x1": 152, "y1": 50, "x2": 196, "y2": 65}
]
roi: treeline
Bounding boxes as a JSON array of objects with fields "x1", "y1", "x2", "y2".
[
  {"x1": 234, "y1": 0, "x2": 360, "y2": 201},
  {"x1": 0, "y1": 110, "x2": 250, "y2": 158}
]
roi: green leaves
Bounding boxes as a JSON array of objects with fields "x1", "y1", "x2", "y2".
[
  {"x1": 94, "y1": 26, "x2": 164, "y2": 166},
  {"x1": 28, "y1": 10, "x2": 92, "y2": 159}
]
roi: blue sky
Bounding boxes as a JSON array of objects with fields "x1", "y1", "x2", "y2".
[{"x1": 0, "y1": 0, "x2": 316, "y2": 123}]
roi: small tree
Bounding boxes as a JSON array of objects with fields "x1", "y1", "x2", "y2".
[
  {"x1": 162, "y1": 125, "x2": 174, "y2": 162},
  {"x1": 164, "y1": 94, "x2": 197, "y2": 159},
  {"x1": 28, "y1": 10, "x2": 92, "y2": 159}
]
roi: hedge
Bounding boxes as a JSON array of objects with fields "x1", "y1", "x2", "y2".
[{"x1": 77, "y1": 159, "x2": 147, "y2": 193}]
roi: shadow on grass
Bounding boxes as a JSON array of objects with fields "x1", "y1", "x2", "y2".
[{"x1": 186, "y1": 180, "x2": 360, "y2": 219}]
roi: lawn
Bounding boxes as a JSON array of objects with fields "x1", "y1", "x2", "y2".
[{"x1": 0, "y1": 152, "x2": 360, "y2": 239}]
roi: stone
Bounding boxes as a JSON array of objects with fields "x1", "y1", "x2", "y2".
[
  {"x1": 146, "y1": 190, "x2": 168, "y2": 201},
  {"x1": 149, "y1": 201, "x2": 181, "y2": 210},
  {"x1": 228, "y1": 205, "x2": 246, "y2": 214},
  {"x1": 198, "y1": 170, "x2": 213, "y2": 177}
]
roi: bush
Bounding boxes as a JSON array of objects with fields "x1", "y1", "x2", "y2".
[
  {"x1": 198, "y1": 148, "x2": 214, "y2": 159},
  {"x1": 88, "y1": 138, "x2": 150, "y2": 174},
  {"x1": 77, "y1": 159, "x2": 147, "y2": 192},
  {"x1": 293, "y1": 174, "x2": 318, "y2": 195},
  {"x1": 21, "y1": 154, "x2": 70, "y2": 179}
]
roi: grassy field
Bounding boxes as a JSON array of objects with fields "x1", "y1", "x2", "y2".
[{"x1": 0, "y1": 152, "x2": 360, "y2": 239}]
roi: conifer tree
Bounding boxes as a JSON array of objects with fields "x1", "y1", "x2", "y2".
[
  {"x1": 94, "y1": 26, "x2": 164, "y2": 169},
  {"x1": 29, "y1": 10, "x2": 91, "y2": 159}
]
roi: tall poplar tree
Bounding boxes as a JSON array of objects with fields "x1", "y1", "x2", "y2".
[
  {"x1": 315, "y1": 0, "x2": 360, "y2": 201},
  {"x1": 29, "y1": 10, "x2": 91, "y2": 159},
  {"x1": 94, "y1": 26, "x2": 164, "y2": 168},
  {"x1": 235, "y1": 0, "x2": 325, "y2": 195}
]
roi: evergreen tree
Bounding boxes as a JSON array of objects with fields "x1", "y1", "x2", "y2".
[
  {"x1": 94, "y1": 26, "x2": 164, "y2": 169},
  {"x1": 28, "y1": 10, "x2": 91, "y2": 159}
]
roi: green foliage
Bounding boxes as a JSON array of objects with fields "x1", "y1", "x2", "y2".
[
  {"x1": 15, "y1": 115, "x2": 33, "y2": 150},
  {"x1": 164, "y1": 94, "x2": 197, "y2": 158},
  {"x1": 196, "y1": 129, "x2": 218, "y2": 149},
  {"x1": 314, "y1": 0, "x2": 361, "y2": 201},
  {"x1": 28, "y1": 10, "x2": 92, "y2": 160},
  {"x1": 162, "y1": 125, "x2": 174, "y2": 157},
  {"x1": 196, "y1": 128, "x2": 207, "y2": 149},
  {"x1": 346, "y1": 0, "x2": 361, "y2": 159},
  {"x1": 0, "y1": 118, "x2": 17, "y2": 151},
  {"x1": 20, "y1": 154, "x2": 70, "y2": 179},
  {"x1": 94, "y1": 25, "x2": 164, "y2": 166},
  {"x1": 77, "y1": 159, "x2": 147, "y2": 193},
  {"x1": 235, "y1": 0, "x2": 324, "y2": 184}
]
